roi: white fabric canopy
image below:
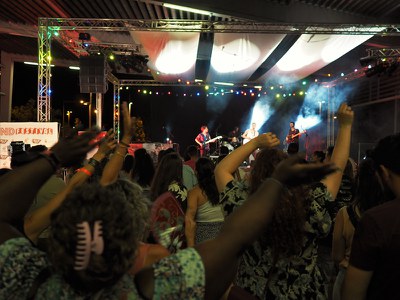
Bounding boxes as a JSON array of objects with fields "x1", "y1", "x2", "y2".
[
  {"x1": 259, "y1": 34, "x2": 373, "y2": 83},
  {"x1": 127, "y1": 30, "x2": 375, "y2": 84},
  {"x1": 207, "y1": 33, "x2": 285, "y2": 83},
  {"x1": 130, "y1": 31, "x2": 200, "y2": 81}
]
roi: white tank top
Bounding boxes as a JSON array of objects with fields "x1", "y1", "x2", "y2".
[
  {"x1": 196, "y1": 201, "x2": 224, "y2": 223},
  {"x1": 243, "y1": 129, "x2": 258, "y2": 144}
]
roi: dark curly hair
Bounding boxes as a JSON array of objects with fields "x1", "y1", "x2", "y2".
[
  {"x1": 48, "y1": 182, "x2": 142, "y2": 293},
  {"x1": 108, "y1": 178, "x2": 151, "y2": 239},
  {"x1": 150, "y1": 152, "x2": 183, "y2": 200},
  {"x1": 195, "y1": 157, "x2": 219, "y2": 205},
  {"x1": 249, "y1": 148, "x2": 309, "y2": 257}
]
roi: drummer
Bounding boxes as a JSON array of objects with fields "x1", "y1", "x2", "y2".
[{"x1": 228, "y1": 126, "x2": 241, "y2": 148}]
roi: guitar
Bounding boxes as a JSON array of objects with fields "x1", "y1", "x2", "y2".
[
  {"x1": 198, "y1": 135, "x2": 222, "y2": 149},
  {"x1": 285, "y1": 130, "x2": 306, "y2": 143},
  {"x1": 203, "y1": 135, "x2": 222, "y2": 145}
]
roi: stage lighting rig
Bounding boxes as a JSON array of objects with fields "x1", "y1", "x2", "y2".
[
  {"x1": 360, "y1": 48, "x2": 400, "y2": 78},
  {"x1": 363, "y1": 58, "x2": 399, "y2": 77}
]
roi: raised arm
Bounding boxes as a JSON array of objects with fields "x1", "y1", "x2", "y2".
[
  {"x1": 24, "y1": 132, "x2": 115, "y2": 243},
  {"x1": 100, "y1": 102, "x2": 134, "y2": 186},
  {"x1": 321, "y1": 103, "x2": 354, "y2": 199},
  {"x1": 0, "y1": 132, "x2": 97, "y2": 244},
  {"x1": 214, "y1": 133, "x2": 280, "y2": 192}
]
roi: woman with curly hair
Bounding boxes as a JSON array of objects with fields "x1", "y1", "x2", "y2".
[
  {"x1": 215, "y1": 103, "x2": 354, "y2": 299},
  {"x1": 185, "y1": 157, "x2": 224, "y2": 246}
]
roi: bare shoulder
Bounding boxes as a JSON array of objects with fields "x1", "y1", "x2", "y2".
[{"x1": 188, "y1": 185, "x2": 201, "y2": 196}]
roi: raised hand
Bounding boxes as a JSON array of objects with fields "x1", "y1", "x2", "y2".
[
  {"x1": 51, "y1": 130, "x2": 99, "y2": 167},
  {"x1": 254, "y1": 132, "x2": 280, "y2": 149},
  {"x1": 337, "y1": 103, "x2": 354, "y2": 127},
  {"x1": 272, "y1": 155, "x2": 337, "y2": 186},
  {"x1": 121, "y1": 102, "x2": 135, "y2": 141},
  {"x1": 98, "y1": 129, "x2": 117, "y2": 155}
]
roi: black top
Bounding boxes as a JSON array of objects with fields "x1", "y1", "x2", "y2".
[{"x1": 287, "y1": 128, "x2": 300, "y2": 144}]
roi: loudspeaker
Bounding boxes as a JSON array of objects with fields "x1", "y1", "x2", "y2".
[{"x1": 79, "y1": 56, "x2": 107, "y2": 94}]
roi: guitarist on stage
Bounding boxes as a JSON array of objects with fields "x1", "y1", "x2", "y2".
[
  {"x1": 286, "y1": 121, "x2": 301, "y2": 153},
  {"x1": 195, "y1": 125, "x2": 214, "y2": 157}
]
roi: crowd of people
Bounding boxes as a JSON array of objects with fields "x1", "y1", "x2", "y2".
[{"x1": 1, "y1": 101, "x2": 400, "y2": 299}]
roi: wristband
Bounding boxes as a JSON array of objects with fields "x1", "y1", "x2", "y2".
[
  {"x1": 88, "y1": 157, "x2": 100, "y2": 169},
  {"x1": 40, "y1": 150, "x2": 61, "y2": 171},
  {"x1": 77, "y1": 167, "x2": 93, "y2": 176},
  {"x1": 114, "y1": 151, "x2": 125, "y2": 158},
  {"x1": 119, "y1": 141, "x2": 130, "y2": 148}
]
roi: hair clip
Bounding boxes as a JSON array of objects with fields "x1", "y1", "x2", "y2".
[{"x1": 74, "y1": 221, "x2": 104, "y2": 271}]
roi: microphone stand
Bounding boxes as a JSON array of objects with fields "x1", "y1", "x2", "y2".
[{"x1": 304, "y1": 131, "x2": 310, "y2": 161}]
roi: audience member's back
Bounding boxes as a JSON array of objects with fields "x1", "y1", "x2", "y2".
[
  {"x1": 185, "y1": 157, "x2": 224, "y2": 246},
  {"x1": 183, "y1": 145, "x2": 199, "y2": 171}
]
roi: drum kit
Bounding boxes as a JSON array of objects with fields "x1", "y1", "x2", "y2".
[{"x1": 221, "y1": 136, "x2": 241, "y2": 153}]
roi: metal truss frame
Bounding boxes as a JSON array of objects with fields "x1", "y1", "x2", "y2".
[
  {"x1": 113, "y1": 83, "x2": 121, "y2": 142},
  {"x1": 325, "y1": 48, "x2": 400, "y2": 88},
  {"x1": 118, "y1": 79, "x2": 205, "y2": 87},
  {"x1": 366, "y1": 48, "x2": 400, "y2": 57},
  {"x1": 37, "y1": 23, "x2": 52, "y2": 121},
  {"x1": 39, "y1": 18, "x2": 400, "y2": 35}
]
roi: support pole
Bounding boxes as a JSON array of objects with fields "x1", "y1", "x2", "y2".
[
  {"x1": 37, "y1": 21, "x2": 52, "y2": 122},
  {"x1": 96, "y1": 92, "x2": 102, "y2": 129},
  {"x1": 113, "y1": 84, "x2": 121, "y2": 142},
  {"x1": 0, "y1": 51, "x2": 13, "y2": 121}
]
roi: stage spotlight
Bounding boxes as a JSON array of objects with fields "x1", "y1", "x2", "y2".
[{"x1": 360, "y1": 56, "x2": 376, "y2": 67}]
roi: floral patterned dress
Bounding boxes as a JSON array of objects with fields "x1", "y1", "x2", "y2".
[
  {"x1": 168, "y1": 181, "x2": 188, "y2": 212},
  {"x1": 0, "y1": 237, "x2": 205, "y2": 299},
  {"x1": 220, "y1": 180, "x2": 333, "y2": 299}
]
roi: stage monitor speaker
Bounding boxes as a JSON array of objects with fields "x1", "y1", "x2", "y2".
[{"x1": 79, "y1": 56, "x2": 107, "y2": 94}]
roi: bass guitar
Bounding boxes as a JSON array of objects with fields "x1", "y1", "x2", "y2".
[
  {"x1": 199, "y1": 136, "x2": 223, "y2": 149},
  {"x1": 203, "y1": 135, "x2": 222, "y2": 145},
  {"x1": 285, "y1": 130, "x2": 306, "y2": 144}
]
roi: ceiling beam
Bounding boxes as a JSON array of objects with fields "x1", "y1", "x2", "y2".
[{"x1": 0, "y1": 20, "x2": 37, "y2": 38}]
